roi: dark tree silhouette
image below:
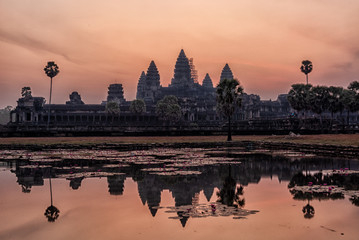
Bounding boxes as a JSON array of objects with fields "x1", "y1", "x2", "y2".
[
  {"x1": 328, "y1": 86, "x2": 344, "y2": 128},
  {"x1": 44, "y1": 205, "x2": 60, "y2": 222},
  {"x1": 302, "y1": 200, "x2": 315, "y2": 219},
  {"x1": 21, "y1": 87, "x2": 32, "y2": 99},
  {"x1": 300, "y1": 60, "x2": 313, "y2": 85},
  {"x1": 130, "y1": 99, "x2": 146, "y2": 115},
  {"x1": 217, "y1": 166, "x2": 245, "y2": 208},
  {"x1": 308, "y1": 86, "x2": 329, "y2": 125},
  {"x1": 156, "y1": 95, "x2": 182, "y2": 124},
  {"x1": 216, "y1": 78, "x2": 243, "y2": 141},
  {"x1": 287, "y1": 84, "x2": 312, "y2": 119},
  {"x1": 44, "y1": 171, "x2": 60, "y2": 222},
  {"x1": 341, "y1": 89, "x2": 357, "y2": 125},
  {"x1": 44, "y1": 61, "x2": 59, "y2": 127}
]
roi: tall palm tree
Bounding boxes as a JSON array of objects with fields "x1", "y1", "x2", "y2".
[
  {"x1": 44, "y1": 61, "x2": 59, "y2": 127},
  {"x1": 300, "y1": 60, "x2": 313, "y2": 85},
  {"x1": 216, "y1": 79, "x2": 243, "y2": 141}
]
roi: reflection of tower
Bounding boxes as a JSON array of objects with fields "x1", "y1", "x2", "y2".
[
  {"x1": 203, "y1": 185, "x2": 214, "y2": 202},
  {"x1": 137, "y1": 175, "x2": 162, "y2": 217},
  {"x1": 171, "y1": 177, "x2": 201, "y2": 228},
  {"x1": 107, "y1": 175, "x2": 125, "y2": 195},
  {"x1": 69, "y1": 177, "x2": 84, "y2": 190},
  {"x1": 16, "y1": 166, "x2": 44, "y2": 193}
]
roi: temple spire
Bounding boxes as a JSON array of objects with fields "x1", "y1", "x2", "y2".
[
  {"x1": 202, "y1": 73, "x2": 213, "y2": 88},
  {"x1": 142, "y1": 60, "x2": 161, "y2": 102},
  {"x1": 136, "y1": 71, "x2": 146, "y2": 100},
  {"x1": 146, "y1": 60, "x2": 160, "y2": 88},
  {"x1": 220, "y1": 63, "x2": 234, "y2": 82},
  {"x1": 170, "y1": 49, "x2": 193, "y2": 87}
]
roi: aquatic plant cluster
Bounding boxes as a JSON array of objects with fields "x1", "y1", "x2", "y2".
[
  {"x1": 0, "y1": 148, "x2": 241, "y2": 177},
  {"x1": 288, "y1": 170, "x2": 359, "y2": 206}
]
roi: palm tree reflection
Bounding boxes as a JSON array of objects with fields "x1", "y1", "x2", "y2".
[
  {"x1": 217, "y1": 165, "x2": 245, "y2": 208},
  {"x1": 44, "y1": 170, "x2": 60, "y2": 222},
  {"x1": 44, "y1": 205, "x2": 60, "y2": 222},
  {"x1": 302, "y1": 200, "x2": 315, "y2": 219}
]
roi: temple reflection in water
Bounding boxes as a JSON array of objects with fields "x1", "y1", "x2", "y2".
[{"x1": 2, "y1": 147, "x2": 359, "y2": 226}]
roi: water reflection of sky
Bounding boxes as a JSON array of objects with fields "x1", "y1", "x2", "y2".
[{"x1": 1, "y1": 148, "x2": 359, "y2": 239}]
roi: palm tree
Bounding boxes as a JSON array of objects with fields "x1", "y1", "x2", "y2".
[
  {"x1": 216, "y1": 79, "x2": 243, "y2": 141},
  {"x1": 341, "y1": 89, "x2": 357, "y2": 125},
  {"x1": 308, "y1": 86, "x2": 329, "y2": 125},
  {"x1": 287, "y1": 83, "x2": 312, "y2": 119},
  {"x1": 130, "y1": 99, "x2": 146, "y2": 121},
  {"x1": 44, "y1": 171, "x2": 60, "y2": 222},
  {"x1": 327, "y1": 86, "x2": 344, "y2": 128},
  {"x1": 21, "y1": 87, "x2": 32, "y2": 99},
  {"x1": 44, "y1": 61, "x2": 59, "y2": 127},
  {"x1": 300, "y1": 60, "x2": 313, "y2": 85}
]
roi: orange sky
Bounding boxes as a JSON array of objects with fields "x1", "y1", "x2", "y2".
[{"x1": 0, "y1": 0, "x2": 358, "y2": 108}]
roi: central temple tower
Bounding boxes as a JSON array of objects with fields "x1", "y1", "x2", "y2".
[{"x1": 170, "y1": 49, "x2": 193, "y2": 88}]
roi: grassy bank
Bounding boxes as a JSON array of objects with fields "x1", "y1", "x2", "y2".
[{"x1": 1, "y1": 134, "x2": 359, "y2": 147}]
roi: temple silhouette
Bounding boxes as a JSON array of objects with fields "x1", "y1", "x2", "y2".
[{"x1": 8, "y1": 49, "x2": 299, "y2": 134}]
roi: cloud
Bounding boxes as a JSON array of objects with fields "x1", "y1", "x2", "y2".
[
  {"x1": 332, "y1": 62, "x2": 353, "y2": 71},
  {"x1": 0, "y1": 28, "x2": 75, "y2": 63}
]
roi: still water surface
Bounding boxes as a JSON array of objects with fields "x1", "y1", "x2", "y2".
[{"x1": 0, "y1": 147, "x2": 359, "y2": 240}]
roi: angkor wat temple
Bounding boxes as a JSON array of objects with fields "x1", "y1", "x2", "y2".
[{"x1": 8, "y1": 49, "x2": 295, "y2": 134}]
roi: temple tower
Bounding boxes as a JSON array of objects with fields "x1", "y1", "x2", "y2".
[
  {"x1": 142, "y1": 60, "x2": 161, "y2": 102},
  {"x1": 136, "y1": 71, "x2": 146, "y2": 100},
  {"x1": 220, "y1": 63, "x2": 234, "y2": 81},
  {"x1": 202, "y1": 73, "x2": 213, "y2": 88},
  {"x1": 66, "y1": 91, "x2": 84, "y2": 105},
  {"x1": 107, "y1": 84, "x2": 125, "y2": 103},
  {"x1": 189, "y1": 58, "x2": 198, "y2": 84},
  {"x1": 146, "y1": 60, "x2": 160, "y2": 89},
  {"x1": 170, "y1": 49, "x2": 193, "y2": 88}
]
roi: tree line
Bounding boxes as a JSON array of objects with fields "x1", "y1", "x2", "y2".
[{"x1": 287, "y1": 81, "x2": 359, "y2": 125}]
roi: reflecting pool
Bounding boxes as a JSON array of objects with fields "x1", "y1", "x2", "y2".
[{"x1": 1, "y1": 147, "x2": 359, "y2": 240}]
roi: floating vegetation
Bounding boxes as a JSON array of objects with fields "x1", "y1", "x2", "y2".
[
  {"x1": 57, "y1": 172, "x2": 125, "y2": 179},
  {"x1": 141, "y1": 167, "x2": 178, "y2": 172},
  {"x1": 149, "y1": 170, "x2": 202, "y2": 176},
  {"x1": 288, "y1": 170, "x2": 359, "y2": 206},
  {"x1": 272, "y1": 150, "x2": 316, "y2": 159},
  {"x1": 102, "y1": 164, "x2": 130, "y2": 168},
  {"x1": 19, "y1": 165, "x2": 52, "y2": 169},
  {"x1": 165, "y1": 202, "x2": 258, "y2": 220}
]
